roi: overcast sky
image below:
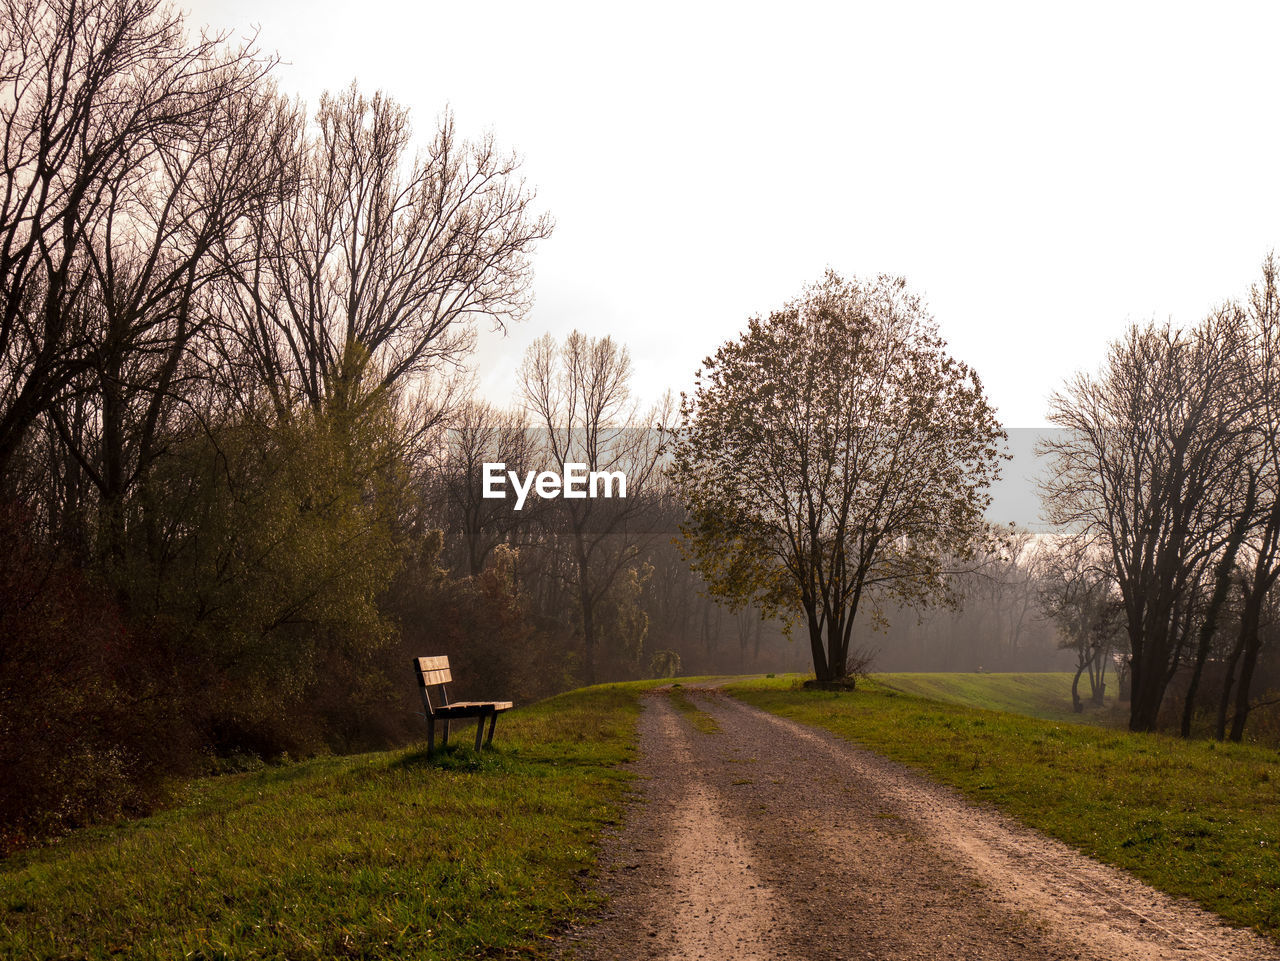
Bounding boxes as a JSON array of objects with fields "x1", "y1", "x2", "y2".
[{"x1": 188, "y1": 1, "x2": 1280, "y2": 429}]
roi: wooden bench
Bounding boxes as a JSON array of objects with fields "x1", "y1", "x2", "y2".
[{"x1": 412, "y1": 656, "x2": 513, "y2": 756}]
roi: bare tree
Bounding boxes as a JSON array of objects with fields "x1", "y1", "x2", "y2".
[
  {"x1": 1041, "y1": 311, "x2": 1252, "y2": 732},
  {"x1": 0, "y1": 0, "x2": 264, "y2": 479},
  {"x1": 1040, "y1": 533, "x2": 1123, "y2": 711},
  {"x1": 520, "y1": 331, "x2": 666, "y2": 685},
  {"x1": 436, "y1": 400, "x2": 536, "y2": 576},
  {"x1": 1217, "y1": 256, "x2": 1280, "y2": 740},
  {"x1": 49, "y1": 58, "x2": 287, "y2": 572},
  {"x1": 219, "y1": 84, "x2": 552, "y2": 418}
]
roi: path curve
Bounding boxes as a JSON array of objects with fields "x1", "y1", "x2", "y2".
[{"x1": 555, "y1": 689, "x2": 1278, "y2": 961}]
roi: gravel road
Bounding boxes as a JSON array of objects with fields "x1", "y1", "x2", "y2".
[{"x1": 555, "y1": 688, "x2": 1278, "y2": 961}]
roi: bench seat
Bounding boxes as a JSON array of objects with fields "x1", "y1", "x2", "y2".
[
  {"x1": 430, "y1": 701, "x2": 514, "y2": 718},
  {"x1": 412, "y1": 656, "x2": 513, "y2": 755}
]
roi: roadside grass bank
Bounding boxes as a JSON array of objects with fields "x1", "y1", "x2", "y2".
[
  {"x1": 871, "y1": 671, "x2": 1123, "y2": 725},
  {"x1": 729, "y1": 677, "x2": 1280, "y2": 941},
  {"x1": 0, "y1": 682, "x2": 660, "y2": 960}
]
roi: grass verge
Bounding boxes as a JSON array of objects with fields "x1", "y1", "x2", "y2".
[
  {"x1": 668, "y1": 685, "x2": 720, "y2": 734},
  {"x1": 0, "y1": 682, "x2": 658, "y2": 960},
  {"x1": 728, "y1": 676, "x2": 1280, "y2": 941}
]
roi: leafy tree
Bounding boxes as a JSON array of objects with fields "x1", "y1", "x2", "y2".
[
  {"x1": 671, "y1": 271, "x2": 1005, "y2": 684},
  {"x1": 134, "y1": 386, "x2": 406, "y2": 755},
  {"x1": 648, "y1": 648, "x2": 682, "y2": 679}
]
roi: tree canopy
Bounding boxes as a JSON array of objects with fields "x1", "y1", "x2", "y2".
[{"x1": 670, "y1": 271, "x2": 1005, "y2": 683}]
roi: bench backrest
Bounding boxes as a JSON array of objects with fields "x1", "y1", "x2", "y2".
[{"x1": 413, "y1": 655, "x2": 452, "y2": 715}]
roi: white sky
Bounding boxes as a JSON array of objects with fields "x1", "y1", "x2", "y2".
[{"x1": 187, "y1": 0, "x2": 1280, "y2": 428}]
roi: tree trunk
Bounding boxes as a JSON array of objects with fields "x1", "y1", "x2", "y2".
[
  {"x1": 1215, "y1": 612, "x2": 1249, "y2": 740},
  {"x1": 1182, "y1": 484, "x2": 1252, "y2": 737},
  {"x1": 827, "y1": 614, "x2": 852, "y2": 682},
  {"x1": 98, "y1": 357, "x2": 130, "y2": 603},
  {"x1": 1091, "y1": 648, "x2": 1109, "y2": 705},
  {"x1": 806, "y1": 601, "x2": 830, "y2": 681},
  {"x1": 1129, "y1": 637, "x2": 1168, "y2": 732},
  {"x1": 574, "y1": 534, "x2": 596, "y2": 686},
  {"x1": 580, "y1": 575, "x2": 596, "y2": 686},
  {"x1": 1229, "y1": 625, "x2": 1264, "y2": 742}
]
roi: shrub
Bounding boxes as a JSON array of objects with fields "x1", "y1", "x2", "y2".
[{"x1": 0, "y1": 506, "x2": 194, "y2": 851}]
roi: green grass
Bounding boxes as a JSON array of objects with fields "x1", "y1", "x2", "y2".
[
  {"x1": 12, "y1": 672, "x2": 1277, "y2": 954},
  {"x1": 871, "y1": 671, "x2": 1123, "y2": 724},
  {"x1": 668, "y1": 685, "x2": 720, "y2": 734},
  {"x1": 728, "y1": 676, "x2": 1280, "y2": 941},
  {"x1": 0, "y1": 682, "x2": 660, "y2": 960}
]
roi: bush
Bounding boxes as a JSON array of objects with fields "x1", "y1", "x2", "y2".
[
  {"x1": 0, "y1": 506, "x2": 194, "y2": 851},
  {"x1": 130, "y1": 402, "x2": 405, "y2": 760},
  {"x1": 386, "y1": 542, "x2": 568, "y2": 732}
]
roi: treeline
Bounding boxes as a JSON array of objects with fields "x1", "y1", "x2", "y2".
[
  {"x1": 0, "y1": 0, "x2": 564, "y2": 847},
  {"x1": 0, "y1": 0, "x2": 807, "y2": 850},
  {"x1": 863, "y1": 259, "x2": 1280, "y2": 741},
  {"x1": 419, "y1": 338, "x2": 814, "y2": 689},
  {"x1": 1042, "y1": 259, "x2": 1280, "y2": 739}
]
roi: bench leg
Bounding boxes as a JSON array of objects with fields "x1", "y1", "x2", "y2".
[
  {"x1": 427, "y1": 716, "x2": 436, "y2": 758},
  {"x1": 441, "y1": 719, "x2": 449, "y2": 747},
  {"x1": 474, "y1": 715, "x2": 485, "y2": 752},
  {"x1": 485, "y1": 712, "x2": 498, "y2": 747}
]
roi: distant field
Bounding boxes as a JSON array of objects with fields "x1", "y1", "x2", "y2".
[{"x1": 870, "y1": 671, "x2": 1123, "y2": 724}]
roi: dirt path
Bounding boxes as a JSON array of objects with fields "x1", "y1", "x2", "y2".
[{"x1": 555, "y1": 689, "x2": 1278, "y2": 961}]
